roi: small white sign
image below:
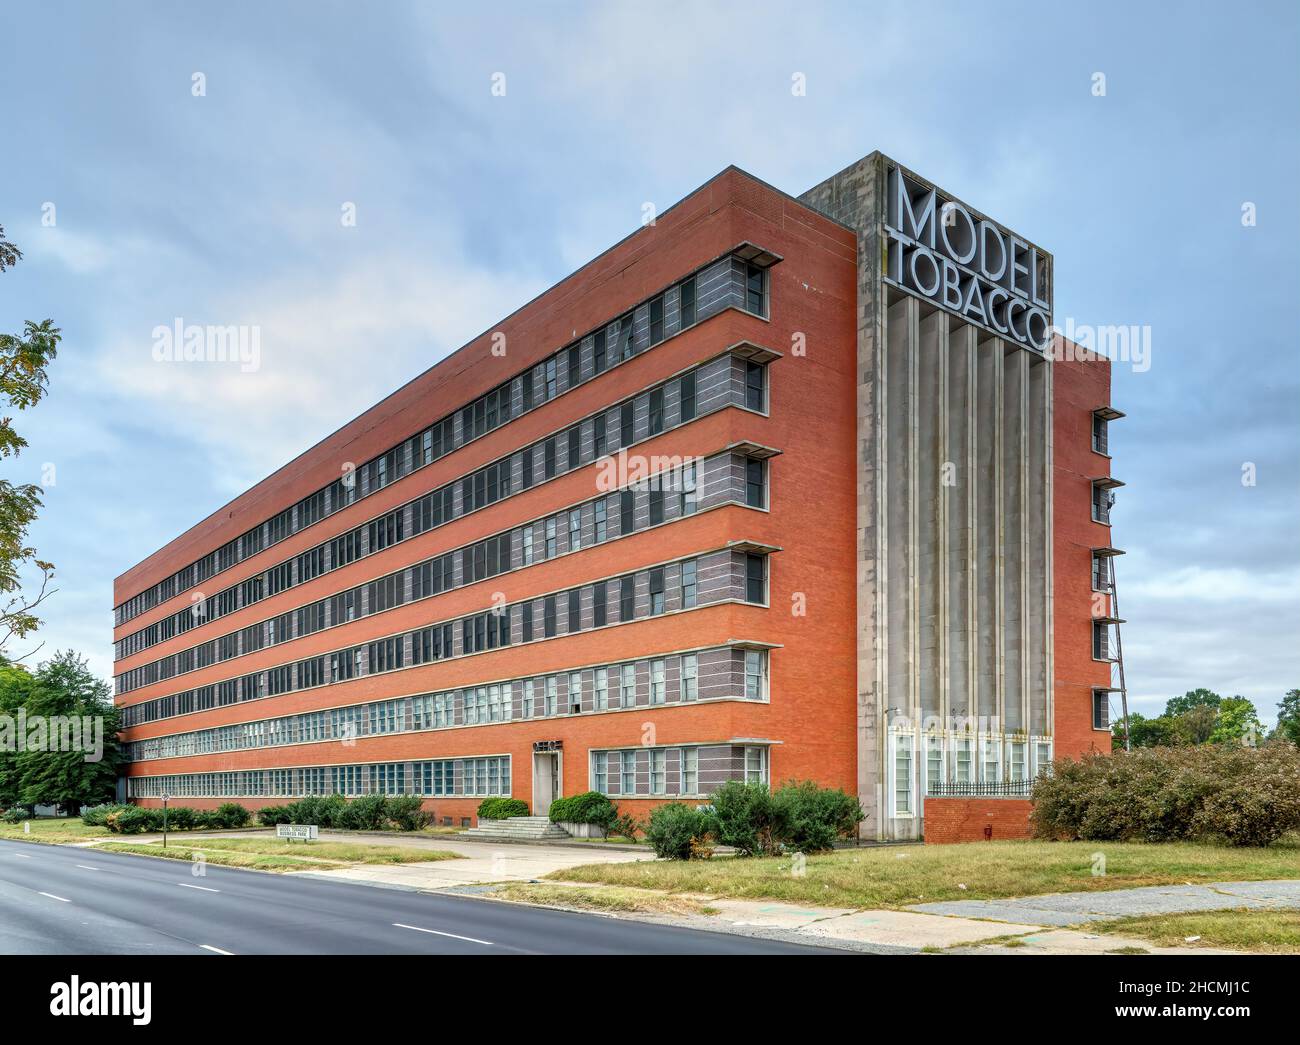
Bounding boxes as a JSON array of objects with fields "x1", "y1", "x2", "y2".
[{"x1": 276, "y1": 823, "x2": 318, "y2": 841}]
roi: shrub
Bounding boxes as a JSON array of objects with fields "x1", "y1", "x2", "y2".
[
  {"x1": 106, "y1": 806, "x2": 155, "y2": 834},
  {"x1": 1031, "y1": 742, "x2": 1300, "y2": 846},
  {"x1": 257, "y1": 806, "x2": 292, "y2": 827},
  {"x1": 1, "y1": 806, "x2": 32, "y2": 823},
  {"x1": 645, "y1": 803, "x2": 712, "y2": 860},
  {"x1": 339, "y1": 794, "x2": 389, "y2": 831},
  {"x1": 210, "y1": 802, "x2": 251, "y2": 829},
  {"x1": 477, "y1": 797, "x2": 529, "y2": 821},
  {"x1": 163, "y1": 806, "x2": 197, "y2": 831},
  {"x1": 82, "y1": 803, "x2": 129, "y2": 827},
  {"x1": 608, "y1": 813, "x2": 640, "y2": 842},
  {"x1": 387, "y1": 795, "x2": 433, "y2": 831},
  {"x1": 547, "y1": 792, "x2": 618, "y2": 828},
  {"x1": 771, "y1": 781, "x2": 865, "y2": 853},
  {"x1": 710, "y1": 780, "x2": 779, "y2": 856}
]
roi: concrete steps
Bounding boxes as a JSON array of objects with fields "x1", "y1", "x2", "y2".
[{"x1": 460, "y1": 816, "x2": 570, "y2": 841}]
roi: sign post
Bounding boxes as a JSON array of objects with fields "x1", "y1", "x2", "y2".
[{"x1": 161, "y1": 793, "x2": 170, "y2": 849}]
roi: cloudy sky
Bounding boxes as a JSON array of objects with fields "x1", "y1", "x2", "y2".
[{"x1": 0, "y1": 1, "x2": 1296, "y2": 725}]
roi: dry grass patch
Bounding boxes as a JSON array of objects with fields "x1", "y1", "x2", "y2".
[
  {"x1": 494, "y1": 882, "x2": 718, "y2": 917},
  {"x1": 1087, "y1": 909, "x2": 1300, "y2": 954},
  {"x1": 548, "y1": 837, "x2": 1300, "y2": 910},
  {"x1": 0, "y1": 818, "x2": 113, "y2": 842},
  {"x1": 94, "y1": 837, "x2": 460, "y2": 871}
]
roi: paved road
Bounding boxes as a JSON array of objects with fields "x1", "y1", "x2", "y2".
[{"x1": 0, "y1": 839, "x2": 835, "y2": 955}]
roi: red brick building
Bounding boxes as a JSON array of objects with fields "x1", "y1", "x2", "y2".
[{"x1": 111, "y1": 152, "x2": 1118, "y2": 840}]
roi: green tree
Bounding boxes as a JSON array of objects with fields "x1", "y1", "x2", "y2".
[
  {"x1": 1274, "y1": 689, "x2": 1300, "y2": 745},
  {"x1": 1209, "y1": 696, "x2": 1261, "y2": 746},
  {"x1": 1173, "y1": 703, "x2": 1219, "y2": 746},
  {"x1": 1122, "y1": 712, "x2": 1180, "y2": 748},
  {"x1": 0, "y1": 652, "x2": 121, "y2": 810},
  {"x1": 0, "y1": 224, "x2": 61, "y2": 657},
  {"x1": 1164, "y1": 687, "x2": 1222, "y2": 718}
]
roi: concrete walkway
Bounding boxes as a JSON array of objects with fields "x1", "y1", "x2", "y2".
[{"x1": 909, "y1": 879, "x2": 1300, "y2": 926}]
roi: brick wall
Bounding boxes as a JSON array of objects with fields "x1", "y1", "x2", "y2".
[{"x1": 923, "y1": 798, "x2": 1033, "y2": 844}]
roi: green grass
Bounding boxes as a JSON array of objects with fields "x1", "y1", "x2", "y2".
[
  {"x1": 549, "y1": 837, "x2": 1300, "y2": 910},
  {"x1": 0, "y1": 818, "x2": 113, "y2": 842},
  {"x1": 493, "y1": 882, "x2": 718, "y2": 916},
  {"x1": 1088, "y1": 909, "x2": 1300, "y2": 954},
  {"x1": 95, "y1": 837, "x2": 461, "y2": 871}
]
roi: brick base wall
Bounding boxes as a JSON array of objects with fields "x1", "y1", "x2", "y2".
[{"x1": 923, "y1": 799, "x2": 1033, "y2": 844}]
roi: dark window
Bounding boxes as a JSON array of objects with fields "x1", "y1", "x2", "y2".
[
  {"x1": 544, "y1": 596, "x2": 557, "y2": 638},
  {"x1": 648, "y1": 388, "x2": 664, "y2": 436},
  {"x1": 649, "y1": 568, "x2": 665, "y2": 614},
  {"x1": 568, "y1": 346, "x2": 581, "y2": 388},
  {"x1": 545, "y1": 358, "x2": 557, "y2": 400},
  {"x1": 649, "y1": 488, "x2": 664, "y2": 525},
  {"x1": 521, "y1": 448, "x2": 533, "y2": 489},
  {"x1": 746, "y1": 459, "x2": 765, "y2": 508},
  {"x1": 1092, "y1": 553, "x2": 1109, "y2": 592},
  {"x1": 620, "y1": 490, "x2": 635, "y2": 534},
  {"x1": 620, "y1": 575, "x2": 635, "y2": 621},
  {"x1": 745, "y1": 553, "x2": 766, "y2": 603},
  {"x1": 522, "y1": 369, "x2": 534, "y2": 407},
  {"x1": 544, "y1": 438, "x2": 557, "y2": 479},
  {"x1": 522, "y1": 602, "x2": 534, "y2": 643},
  {"x1": 1092, "y1": 690, "x2": 1110, "y2": 730},
  {"x1": 649, "y1": 295, "x2": 664, "y2": 344},
  {"x1": 593, "y1": 581, "x2": 607, "y2": 628},
  {"x1": 680, "y1": 372, "x2": 696, "y2": 422},
  {"x1": 593, "y1": 414, "x2": 607, "y2": 457},
  {"x1": 1092, "y1": 621, "x2": 1111, "y2": 660},
  {"x1": 567, "y1": 426, "x2": 581, "y2": 468},
  {"x1": 1093, "y1": 414, "x2": 1108, "y2": 455},
  {"x1": 593, "y1": 329, "x2": 606, "y2": 373},
  {"x1": 745, "y1": 362, "x2": 766, "y2": 411},
  {"x1": 679, "y1": 277, "x2": 696, "y2": 327},
  {"x1": 620, "y1": 402, "x2": 634, "y2": 447},
  {"x1": 619, "y1": 313, "x2": 635, "y2": 360},
  {"x1": 568, "y1": 589, "x2": 580, "y2": 632},
  {"x1": 745, "y1": 263, "x2": 765, "y2": 315}
]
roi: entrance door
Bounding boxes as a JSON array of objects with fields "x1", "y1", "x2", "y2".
[{"x1": 532, "y1": 752, "x2": 561, "y2": 815}]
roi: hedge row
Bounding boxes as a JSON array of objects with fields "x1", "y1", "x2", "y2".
[
  {"x1": 547, "y1": 791, "x2": 617, "y2": 828},
  {"x1": 1031, "y1": 742, "x2": 1300, "y2": 846},
  {"x1": 475, "y1": 797, "x2": 530, "y2": 821},
  {"x1": 256, "y1": 794, "x2": 432, "y2": 831},
  {"x1": 645, "y1": 781, "x2": 864, "y2": 859},
  {"x1": 81, "y1": 803, "x2": 251, "y2": 833}
]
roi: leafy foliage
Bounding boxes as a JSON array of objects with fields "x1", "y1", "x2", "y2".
[
  {"x1": 710, "y1": 780, "x2": 779, "y2": 856},
  {"x1": 770, "y1": 780, "x2": 865, "y2": 853},
  {"x1": 1030, "y1": 743, "x2": 1300, "y2": 846},
  {"x1": 0, "y1": 651, "x2": 123, "y2": 808},
  {"x1": 0, "y1": 224, "x2": 60, "y2": 655},
  {"x1": 476, "y1": 797, "x2": 529, "y2": 820},
  {"x1": 547, "y1": 791, "x2": 617, "y2": 827},
  {"x1": 645, "y1": 803, "x2": 713, "y2": 860}
]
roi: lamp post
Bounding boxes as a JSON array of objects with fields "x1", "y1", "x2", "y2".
[{"x1": 161, "y1": 793, "x2": 170, "y2": 849}]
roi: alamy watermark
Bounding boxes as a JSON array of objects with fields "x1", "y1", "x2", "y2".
[
  {"x1": 151, "y1": 318, "x2": 261, "y2": 372},
  {"x1": 0, "y1": 710, "x2": 105, "y2": 762}
]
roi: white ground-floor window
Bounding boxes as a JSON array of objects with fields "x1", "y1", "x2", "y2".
[{"x1": 893, "y1": 734, "x2": 914, "y2": 815}]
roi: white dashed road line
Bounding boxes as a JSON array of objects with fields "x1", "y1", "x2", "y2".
[
  {"x1": 39, "y1": 892, "x2": 70, "y2": 903},
  {"x1": 178, "y1": 883, "x2": 220, "y2": 892},
  {"x1": 393, "y1": 922, "x2": 494, "y2": 946},
  {"x1": 199, "y1": 944, "x2": 234, "y2": 955},
  {"x1": 75, "y1": 864, "x2": 100, "y2": 871}
]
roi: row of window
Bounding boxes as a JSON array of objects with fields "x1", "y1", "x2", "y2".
[
  {"x1": 117, "y1": 536, "x2": 756, "y2": 697},
  {"x1": 116, "y1": 255, "x2": 770, "y2": 626},
  {"x1": 116, "y1": 352, "x2": 765, "y2": 661},
  {"x1": 590, "y1": 745, "x2": 768, "y2": 798},
  {"x1": 126, "y1": 756, "x2": 512, "y2": 799},
  {"x1": 117, "y1": 446, "x2": 766, "y2": 682},
  {"x1": 118, "y1": 550, "x2": 769, "y2": 726},
  {"x1": 888, "y1": 734, "x2": 1053, "y2": 816},
  {"x1": 123, "y1": 648, "x2": 768, "y2": 762}
]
